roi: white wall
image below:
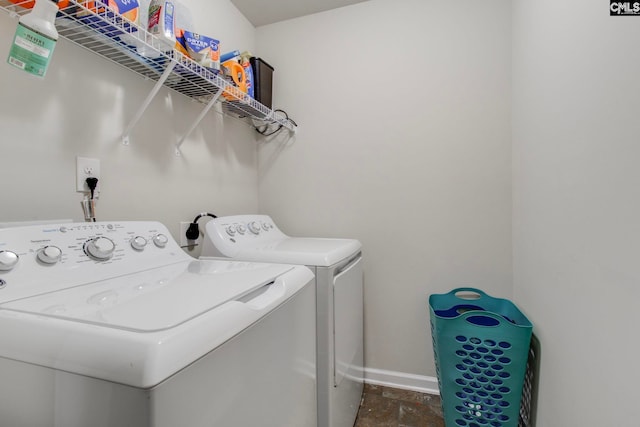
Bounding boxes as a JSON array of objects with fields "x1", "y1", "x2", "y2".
[
  {"x1": 512, "y1": 1, "x2": 640, "y2": 425},
  {"x1": 0, "y1": 0, "x2": 258, "y2": 241},
  {"x1": 7, "y1": 2, "x2": 635, "y2": 424},
  {"x1": 256, "y1": 0, "x2": 513, "y2": 381}
]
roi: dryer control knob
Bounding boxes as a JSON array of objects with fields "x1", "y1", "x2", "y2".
[
  {"x1": 248, "y1": 221, "x2": 261, "y2": 234},
  {"x1": 0, "y1": 250, "x2": 19, "y2": 271},
  {"x1": 130, "y1": 236, "x2": 148, "y2": 251},
  {"x1": 84, "y1": 237, "x2": 116, "y2": 261},
  {"x1": 37, "y1": 245, "x2": 62, "y2": 264},
  {"x1": 153, "y1": 234, "x2": 169, "y2": 248}
]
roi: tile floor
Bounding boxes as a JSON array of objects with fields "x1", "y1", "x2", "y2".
[{"x1": 354, "y1": 384, "x2": 444, "y2": 427}]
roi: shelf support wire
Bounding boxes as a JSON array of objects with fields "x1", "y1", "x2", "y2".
[
  {"x1": 121, "y1": 60, "x2": 177, "y2": 145},
  {"x1": 174, "y1": 89, "x2": 222, "y2": 156}
]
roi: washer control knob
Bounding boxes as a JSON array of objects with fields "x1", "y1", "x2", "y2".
[
  {"x1": 248, "y1": 221, "x2": 261, "y2": 235},
  {"x1": 130, "y1": 236, "x2": 148, "y2": 251},
  {"x1": 37, "y1": 245, "x2": 62, "y2": 264},
  {"x1": 0, "y1": 251, "x2": 19, "y2": 271},
  {"x1": 153, "y1": 234, "x2": 169, "y2": 248},
  {"x1": 225, "y1": 226, "x2": 236, "y2": 236},
  {"x1": 261, "y1": 222, "x2": 270, "y2": 231},
  {"x1": 236, "y1": 225, "x2": 246, "y2": 235},
  {"x1": 84, "y1": 237, "x2": 116, "y2": 261}
]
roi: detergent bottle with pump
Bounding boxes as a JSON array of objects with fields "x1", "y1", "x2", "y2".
[{"x1": 7, "y1": 0, "x2": 59, "y2": 78}]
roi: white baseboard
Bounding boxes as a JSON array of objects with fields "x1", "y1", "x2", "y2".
[{"x1": 363, "y1": 367, "x2": 440, "y2": 395}]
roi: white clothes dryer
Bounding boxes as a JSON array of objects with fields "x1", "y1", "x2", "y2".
[
  {"x1": 201, "y1": 214, "x2": 364, "y2": 427},
  {"x1": 0, "y1": 221, "x2": 316, "y2": 427}
]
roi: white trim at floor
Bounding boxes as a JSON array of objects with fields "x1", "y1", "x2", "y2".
[{"x1": 363, "y1": 367, "x2": 440, "y2": 395}]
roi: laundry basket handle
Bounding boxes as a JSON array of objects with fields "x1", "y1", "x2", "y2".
[{"x1": 449, "y1": 287, "x2": 490, "y2": 301}]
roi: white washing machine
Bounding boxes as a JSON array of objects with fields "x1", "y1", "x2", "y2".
[
  {"x1": 201, "y1": 214, "x2": 363, "y2": 427},
  {"x1": 0, "y1": 221, "x2": 316, "y2": 427}
]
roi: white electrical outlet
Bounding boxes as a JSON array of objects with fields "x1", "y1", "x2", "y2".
[{"x1": 76, "y1": 157, "x2": 101, "y2": 193}]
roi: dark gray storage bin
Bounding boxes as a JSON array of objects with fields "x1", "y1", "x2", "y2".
[{"x1": 250, "y1": 57, "x2": 274, "y2": 109}]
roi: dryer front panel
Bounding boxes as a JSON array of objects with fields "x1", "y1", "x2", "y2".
[{"x1": 333, "y1": 254, "x2": 364, "y2": 387}]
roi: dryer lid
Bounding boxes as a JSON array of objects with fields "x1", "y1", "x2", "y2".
[
  {"x1": 0, "y1": 260, "x2": 293, "y2": 332},
  {"x1": 234, "y1": 237, "x2": 362, "y2": 267}
]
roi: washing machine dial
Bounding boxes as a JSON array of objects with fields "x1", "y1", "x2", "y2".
[
  {"x1": 84, "y1": 237, "x2": 116, "y2": 261},
  {"x1": 153, "y1": 233, "x2": 169, "y2": 248},
  {"x1": 248, "y1": 221, "x2": 261, "y2": 235},
  {"x1": 225, "y1": 226, "x2": 236, "y2": 236},
  {"x1": 236, "y1": 225, "x2": 246, "y2": 235},
  {"x1": 37, "y1": 245, "x2": 62, "y2": 264},
  {"x1": 130, "y1": 236, "x2": 148, "y2": 251},
  {"x1": 0, "y1": 250, "x2": 19, "y2": 271}
]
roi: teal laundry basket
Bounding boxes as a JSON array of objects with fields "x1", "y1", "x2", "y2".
[{"x1": 429, "y1": 288, "x2": 533, "y2": 427}]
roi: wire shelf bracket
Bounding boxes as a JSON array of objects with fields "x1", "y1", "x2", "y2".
[
  {"x1": 174, "y1": 89, "x2": 222, "y2": 156},
  {"x1": 122, "y1": 61, "x2": 176, "y2": 146}
]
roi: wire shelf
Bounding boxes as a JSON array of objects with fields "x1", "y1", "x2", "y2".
[{"x1": 1, "y1": 0, "x2": 296, "y2": 137}]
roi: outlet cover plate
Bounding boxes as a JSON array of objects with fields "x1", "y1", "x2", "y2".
[{"x1": 76, "y1": 157, "x2": 101, "y2": 193}]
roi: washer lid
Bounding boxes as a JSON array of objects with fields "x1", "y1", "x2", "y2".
[
  {"x1": 0, "y1": 260, "x2": 293, "y2": 332},
  {"x1": 234, "y1": 237, "x2": 362, "y2": 267},
  {"x1": 0, "y1": 260, "x2": 313, "y2": 388}
]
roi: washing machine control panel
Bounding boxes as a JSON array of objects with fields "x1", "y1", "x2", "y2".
[
  {"x1": 0, "y1": 222, "x2": 189, "y2": 303},
  {"x1": 214, "y1": 216, "x2": 278, "y2": 239},
  {"x1": 201, "y1": 215, "x2": 286, "y2": 258}
]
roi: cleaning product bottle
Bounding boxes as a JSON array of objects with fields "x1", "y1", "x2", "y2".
[
  {"x1": 220, "y1": 50, "x2": 240, "y2": 63},
  {"x1": 148, "y1": 0, "x2": 175, "y2": 52},
  {"x1": 240, "y1": 51, "x2": 254, "y2": 99},
  {"x1": 133, "y1": 0, "x2": 158, "y2": 58},
  {"x1": 221, "y1": 58, "x2": 247, "y2": 101},
  {"x1": 7, "y1": 0, "x2": 59, "y2": 78}
]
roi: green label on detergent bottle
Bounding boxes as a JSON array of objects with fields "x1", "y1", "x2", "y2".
[{"x1": 7, "y1": 23, "x2": 57, "y2": 78}]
